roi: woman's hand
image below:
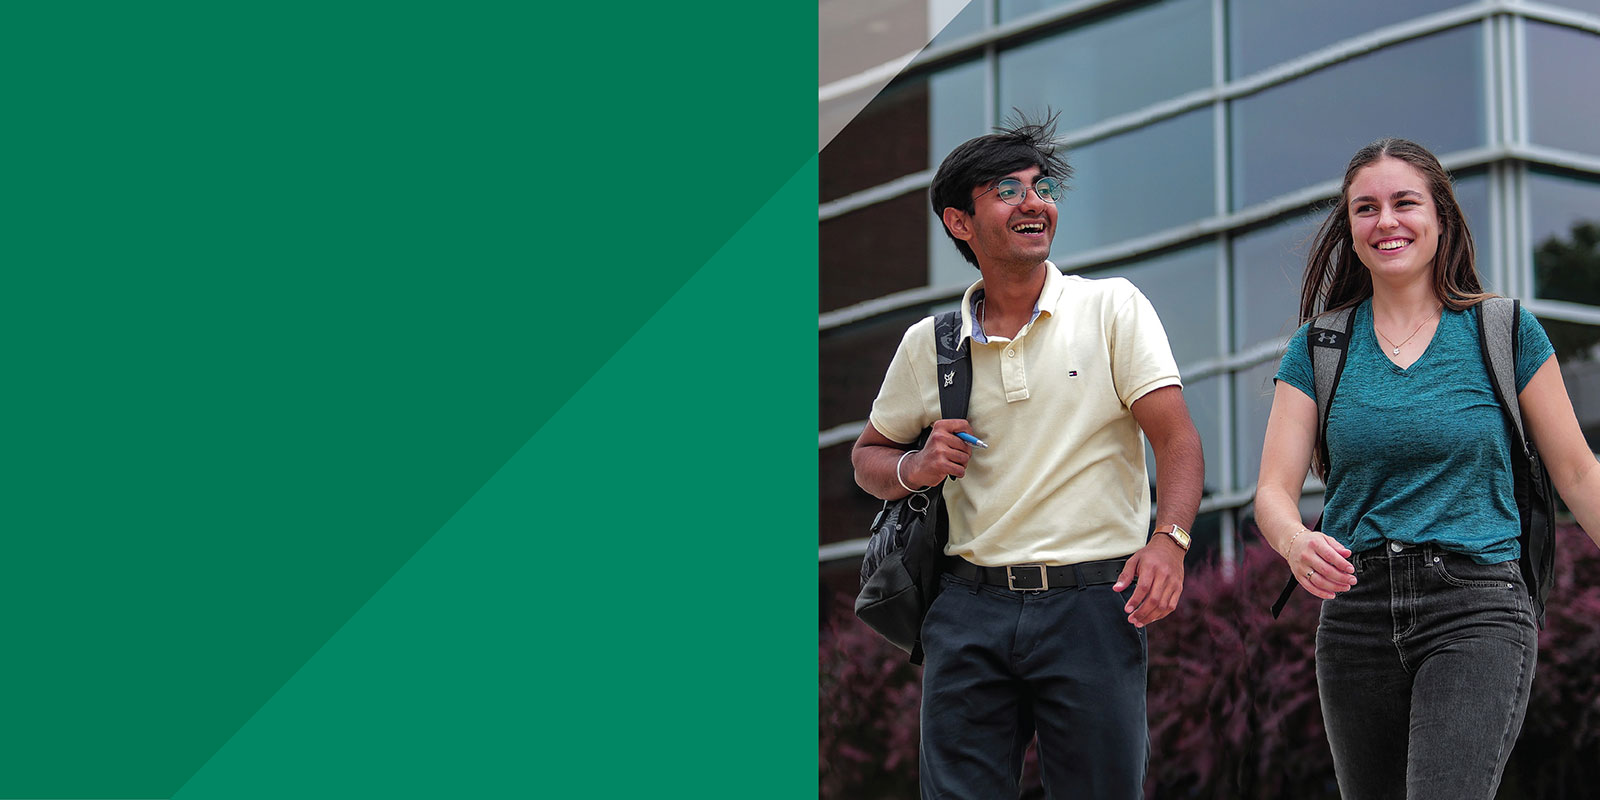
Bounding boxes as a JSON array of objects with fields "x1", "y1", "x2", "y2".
[{"x1": 1286, "y1": 529, "x2": 1358, "y2": 599}]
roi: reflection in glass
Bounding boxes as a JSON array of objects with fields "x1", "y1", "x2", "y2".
[
  {"x1": 1231, "y1": 212, "x2": 1321, "y2": 350},
  {"x1": 1230, "y1": 25, "x2": 1484, "y2": 210},
  {"x1": 1531, "y1": 171, "x2": 1600, "y2": 307},
  {"x1": 1233, "y1": 358, "x2": 1279, "y2": 488},
  {"x1": 1535, "y1": 221, "x2": 1600, "y2": 309},
  {"x1": 1053, "y1": 108, "x2": 1215, "y2": 259},
  {"x1": 1227, "y1": 0, "x2": 1465, "y2": 79},
  {"x1": 1089, "y1": 243, "x2": 1221, "y2": 366},
  {"x1": 997, "y1": 0, "x2": 1211, "y2": 132},
  {"x1": 1527, "y1": 23, "x2": 1600, "y2": 159}
]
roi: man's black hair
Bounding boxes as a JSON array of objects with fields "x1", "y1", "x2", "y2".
[{"x1": 929, "y1": 110, "x2": 1071, "y2": 269}]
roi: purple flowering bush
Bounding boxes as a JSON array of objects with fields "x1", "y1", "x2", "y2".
[
  {"x1": 818, "y1": 606, "x2": 922, "y2": 799},
  {"x1": 819, "y1": 524, "x2": 1600, "y2": 799}
]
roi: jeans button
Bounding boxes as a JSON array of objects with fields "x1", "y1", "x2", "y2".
[{"x1": 1390, "y1": 542, "x2": 1403, "y2": 552}]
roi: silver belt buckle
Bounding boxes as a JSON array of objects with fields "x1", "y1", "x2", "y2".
[{"x1": 1006, "y1": 563, "x2": 1048, "y2": 591}]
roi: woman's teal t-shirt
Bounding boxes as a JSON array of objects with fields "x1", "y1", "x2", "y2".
[{"x1": 1274, "y1": 299, "x2": 1554, "y2": 563}]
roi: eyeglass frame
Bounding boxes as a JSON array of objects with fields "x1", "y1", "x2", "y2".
[{"x1": 972, "y1": 176, "x2": 1064, "y2": 206}]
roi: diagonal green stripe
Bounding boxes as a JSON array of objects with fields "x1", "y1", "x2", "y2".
[{"x1": 166, "y1": 155, "x2": 818, "y2": 800}]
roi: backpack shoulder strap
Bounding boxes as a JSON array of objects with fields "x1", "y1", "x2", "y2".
[
  {"x1": 1476, "y1": 297, "x2": 1526, "y2": 450},
  {"x1": 1272, "y1": 306, "x2": 1355, "y2": 620},
  {"x1": 1309, "y1": 306, "x2": 1357, "y2": 444},
  {"x1": 933, "y1": 310, "x2": 972, "y2": 420}
]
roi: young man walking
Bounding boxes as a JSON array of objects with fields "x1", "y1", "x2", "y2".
[{"x1": 852, "y1": 116, "x2": 1204, "y2": 798}]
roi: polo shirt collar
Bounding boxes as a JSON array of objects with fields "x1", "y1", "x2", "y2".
[{"x1": 960, "y1": 261, "x2": 1062, "y2": 344}]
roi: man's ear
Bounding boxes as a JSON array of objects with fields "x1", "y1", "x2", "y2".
[{"x1": 942, "y1": 207, "x2": 973, "y2": 241}]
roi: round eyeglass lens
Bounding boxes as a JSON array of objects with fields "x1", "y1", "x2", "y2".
[
  {"x1": 1034, "y1": 177, "x2": 1062, "y2": 203},
  {"x1": 993, "y1": 179, "x2": 1025, "y2": 204}
]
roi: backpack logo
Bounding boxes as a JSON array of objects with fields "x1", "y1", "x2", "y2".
[
  {"x1": 943, "y1": 371, "x2": 954, "y2": 387},
  {"x1": 1314, "y1": 330, "x2": 1342, "y2": 346}
]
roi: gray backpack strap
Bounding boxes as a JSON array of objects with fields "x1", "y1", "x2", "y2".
[
  {"x1": 1477, "y1": 297, "x2": 1524, "y2": 447},
  {"x1": 1309, "y1": 306, "x2": 1357, "y2": 458}
]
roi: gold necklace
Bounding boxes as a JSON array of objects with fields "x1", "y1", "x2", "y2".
[{"x1": 1375, "y1": 306, "x2": 1441, "y2": 356}]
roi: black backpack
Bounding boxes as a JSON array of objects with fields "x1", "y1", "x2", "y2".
[
  {"x1": 1271, "y1": 297, "x2": 1556, "y2": 626},
  {"x1": 855, "y1": 310, "x2": 970, "y2": 664}
]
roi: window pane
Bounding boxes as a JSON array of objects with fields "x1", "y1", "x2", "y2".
[
  {"x1": 820, "y1": 304, "x2": 941, "y2": 430},
  {"x1": 1089, "y1": 242, "x2": 1222, "y2": 366},
  {"x1": 1231, "y1": 211, "x2": 1321, "y2": 350},
  {"x1": 930, "y1": 0, "x2": 986, "y2": 48},
  {"x1": 1230, "y1": 25, "x2": 1485, "y2": 211},
  {"x1": 1452, "y1": 171, "x2": 1495, "y2": 292},
  {"x1": 1054, "y1": 108, "x2": 1216, "y2": 258},
  {"x1": 1530, "y1": 171, "x2": 1600, "y2": 307},
  {"x1": 1527, "y1": 23, "x2": 1600, "y2": 159},
  {"x1": 1233, "y1": 358, "x2": 1279, "y2": 488},
  {"x1": 821, "y1": 191, "x2": 930, "y2": 312},
  {"x1": 1540, "y1": 319, "x2": 1600, "y2": 457},
  {"x1": 997, "y1": 0, "x2": 1212, "y2": 132},
  {"x1": 1227, "y1": 0, "x2": 1467, "y2": 79},
  {"x1": 929, "y1": 61, "x2": 992, "y2": 288},
  {"x1": 997, "y1": 0, "x2": 1063, "y2": 23},
  {"x1": 821, "y1": 83, "x2": 930, "y2": 203}
]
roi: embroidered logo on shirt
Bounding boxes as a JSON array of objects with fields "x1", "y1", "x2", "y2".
[{"x1": 1068, "y1": 370, "x2": 1078, "y2": 377}]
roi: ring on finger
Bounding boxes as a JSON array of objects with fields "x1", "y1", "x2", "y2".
[{"x1": 1305, "y1": 569, "x2": 1314, "y2": 578}]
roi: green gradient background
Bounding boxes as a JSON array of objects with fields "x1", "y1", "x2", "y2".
[{"x1": 4, "y1": 2, "x2": 814, "y2": 797}]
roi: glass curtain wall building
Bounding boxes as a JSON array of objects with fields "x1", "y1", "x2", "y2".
[{"x1": 819, "y1": 0, "x2": 1600, "y2": 587}]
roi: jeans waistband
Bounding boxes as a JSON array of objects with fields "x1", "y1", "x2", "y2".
[{"x1": 1349, "y1": 540, "x2": 1454, "y2": 570}]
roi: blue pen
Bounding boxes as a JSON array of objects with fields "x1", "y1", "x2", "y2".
[{"x1": 955, "y1": 432, "x2": 989, "y2": 449}]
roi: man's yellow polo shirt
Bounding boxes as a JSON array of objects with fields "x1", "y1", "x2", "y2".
[{"x1": 869, "y1": 265, "x2": 1181, "y2": 566}]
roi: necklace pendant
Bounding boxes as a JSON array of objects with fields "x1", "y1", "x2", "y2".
[{"x1": 1392, "y1": 346, "x2": 1401, "y2": 356}]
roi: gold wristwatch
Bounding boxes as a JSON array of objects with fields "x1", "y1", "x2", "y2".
[{"x1": 1154, "y1": 523, "x2": 1191, "y2": 551}]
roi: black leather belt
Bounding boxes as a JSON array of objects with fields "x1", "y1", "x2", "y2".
[{"x1": 946, "y1": 557, "x2": 1129, "y2": 591}]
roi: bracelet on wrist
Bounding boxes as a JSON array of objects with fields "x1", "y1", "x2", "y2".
[
  {"x1": 896, "y1": 449, "x2": 930, "y2": 494},
  {"x1": 1284, "y1": 527, "x2": 1309, "y2": 559}
]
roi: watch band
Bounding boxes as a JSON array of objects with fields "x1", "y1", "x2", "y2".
[{"x1": 1154, "y1": 523, "x2": 1191, "y2": 551}]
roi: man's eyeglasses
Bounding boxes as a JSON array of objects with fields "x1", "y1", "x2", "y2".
[{"x1": 975, "y1": 176, "x2": 1064, "y2": 206}]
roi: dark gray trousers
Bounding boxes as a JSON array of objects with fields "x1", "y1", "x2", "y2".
[{"x1": 919, "y1": 571, "x2": 1148, "y2": 800}]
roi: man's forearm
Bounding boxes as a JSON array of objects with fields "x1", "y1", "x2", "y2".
[
  {"x1": 1151, "y1": 429, "x2": 1203, "y2": 532},
  {"x1": 853, "y1": 443, "x2": 919, "y2": 501}
]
